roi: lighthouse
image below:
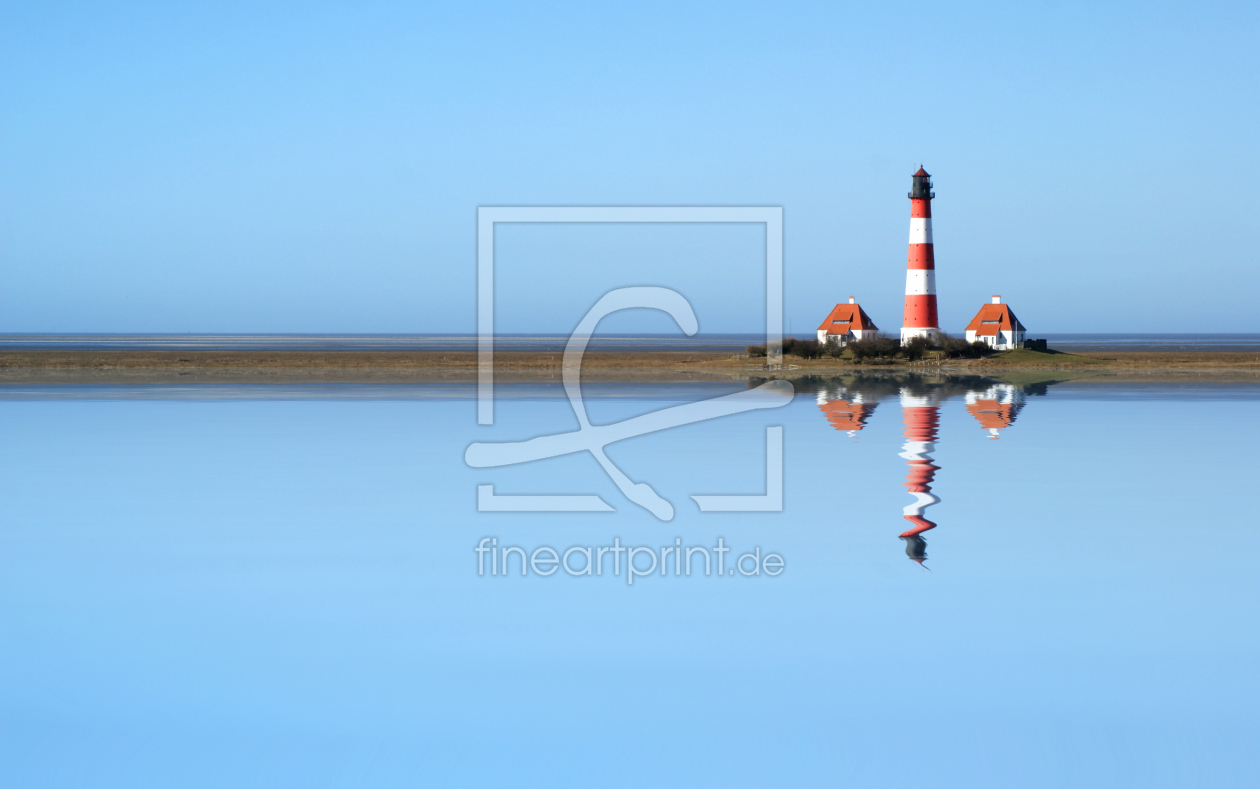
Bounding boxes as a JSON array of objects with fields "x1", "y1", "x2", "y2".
[{"x1": 900, "y1": 167, "x2": 940, "y2": 345}]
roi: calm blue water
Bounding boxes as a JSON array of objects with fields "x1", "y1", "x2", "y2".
[
  {"x1": 2, "y1": 375, "x2": 1258, "y2": 786},
  {"x1": 0, "y1": 333, "x2": 765, "y2": 352},
  {"x1": 3, "y1": 332, "x2": 1259, "y2": 351}
]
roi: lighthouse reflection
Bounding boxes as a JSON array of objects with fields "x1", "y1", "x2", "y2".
[
  {"x1": 898, "y1": 389, "x2": 941, "y2": 566},
  {"x1": 812, "y1": 374, "x2": 1044, "y2": 567}
]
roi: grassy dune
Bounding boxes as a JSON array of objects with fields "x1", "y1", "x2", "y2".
[{"x1": 957, "y1": 348, "x2": 1104, "y2": 367}]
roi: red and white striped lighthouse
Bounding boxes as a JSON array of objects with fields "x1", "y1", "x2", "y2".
[{"x1": 900, "y1": 167, "x2": 940, "y2": 345}]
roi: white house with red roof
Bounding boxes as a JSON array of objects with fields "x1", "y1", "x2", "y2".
[
  {"x1": 964, "y1": 295, "x2": 1026, "y2": 350},
  {"x1": 816, "y1": 297, "x2": 878, "y2": 346}
]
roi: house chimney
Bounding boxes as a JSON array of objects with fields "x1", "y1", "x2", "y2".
[
  {"x1": 848, "y1": 296, "x2": 855, "y2": 304},
  {"x1": 991, "y1": 295, "x2": 1001, "y2": 304}
]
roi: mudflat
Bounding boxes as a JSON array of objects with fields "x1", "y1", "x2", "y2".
[
  {"x1": 0, "y1": 350, "x2": 746, "y2": 384},
  {"x1": 3, "y1": 348, "x2": 1260, "y2": 384}
]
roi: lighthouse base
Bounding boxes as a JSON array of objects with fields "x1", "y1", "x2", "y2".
[{"x1": 900, "y1": 327, "x2": 939, "y2": 346}]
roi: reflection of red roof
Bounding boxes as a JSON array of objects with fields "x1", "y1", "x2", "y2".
[
  {"x1": 816, "y1": 303, "x2": 878, "y2": 334},
  {"x1": 964, "y1": 303, "x2": 1025, "y2": 336},
  {"x1": 966, "y1": 400, "x2": 1017, "y2": 430},
  {"x1": 819, "y1": 399, "x2": 877, "y2": 432},
  {"x1": 913, "y1": 167, "x2": 929, "y2": 176}
]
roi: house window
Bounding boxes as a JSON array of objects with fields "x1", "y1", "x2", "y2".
[
  {"x1": 981, "y1": 320, "x2": 1000, "y2": 324},
  {"x1": 832, "y1": 320, "x2": 849, "y2": 325}
]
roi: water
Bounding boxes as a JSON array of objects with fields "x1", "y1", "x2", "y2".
[
  {"x1": 0, "y1": 333, "x2": 766, "y2": 352},
  {"x1": 1036, "y1": 333, "x2": 1260, "y2": 351},
  {"x1": 4, "y1": 333, "x2": 1259, "y2": 352},
  {"x1": 2, "y1": 374, "x2": 1258, "y2": 786}
]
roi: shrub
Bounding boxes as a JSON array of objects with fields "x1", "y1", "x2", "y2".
[
  {"x1": 849, "y1": 334, "x2": 901, "y2": 361},
  {"x1": 938, "y1": 333, "x2": 990, "y2": 359},
  {"x1": 787, "y1": 338, "x2": 826, "y2": 359},
  {"x1": 942, "y1": 330, "x2": 997, "y2": 357},
  {"x1": 748, "y1": 338, "x2": 843, "y2": 360},
  {"x1": 902, "y1": 335, "x2": 933, "y2": 361},
  {"x1": 938, "y1": 334, "x2": 969, "y2": 358}
]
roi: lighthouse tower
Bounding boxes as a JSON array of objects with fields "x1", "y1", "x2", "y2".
[{"x1": 900, "y1": 167, "x2": 940, "y2": 345}]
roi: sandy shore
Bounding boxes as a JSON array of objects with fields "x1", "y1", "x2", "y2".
[
  {"x1": 2, "y1": 348, "x2": 1258, "y2": 384},
  {"x1": 0, "y1": 350, "x2": 748, "y2": 384}
]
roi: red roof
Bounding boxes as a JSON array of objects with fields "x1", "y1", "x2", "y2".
[
  {"x1": 913, "y1": 167, "x2": 929, "y2": 177},
  {"x1": 964, "y1": 303, "x2": 1025, "y2": 336},
  {"x1": 816, "y1": 302, "x2": 878, "y2": 335}
]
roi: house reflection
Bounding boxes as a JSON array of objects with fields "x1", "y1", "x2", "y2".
[
  {"x1": 815, "y1": 386, "x2": 878, "y2": 437},
  {"x1": 964, "y1": 383, "x2": 1025, "y2": 439},
  {"x1": 806, "y1": 373, "x2": 1055, "y2": 567}
]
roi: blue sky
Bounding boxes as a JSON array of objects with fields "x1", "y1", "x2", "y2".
[{"x1": 2, "y1": 1, "x2": 1257, "y2": 334}]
